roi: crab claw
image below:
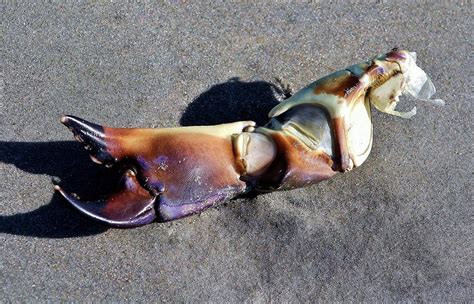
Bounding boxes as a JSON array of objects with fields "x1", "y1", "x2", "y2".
[
  {"x1": 59, "y1": 115, "x2": 256, "y2": 223},
  {"x1": 54, "y1": 170, "x2": 157, "y2": 228}
]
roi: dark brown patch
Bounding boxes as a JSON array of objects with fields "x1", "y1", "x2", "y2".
[
  {"x1": 253, "y1": 129, "x2": 336, "y2": 190},
  {"x1": 313, "y1": 72, "x2": 360, "y2": 97},
  {"x1": 332, "y1": 117, "x2": 351, "y2": 172}
]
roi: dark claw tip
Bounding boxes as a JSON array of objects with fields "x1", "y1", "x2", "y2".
[{"x1": 59, "y1": 115, "x2": 116, "y2": 166}]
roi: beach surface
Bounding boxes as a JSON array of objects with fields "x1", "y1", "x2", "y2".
[{"x1": 1, "y1": 2, "x2": 472, "y2": 302}]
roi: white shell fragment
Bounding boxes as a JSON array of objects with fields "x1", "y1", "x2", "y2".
[
  {"x1": 404, "y1": 52, "x2": 445, "y2": 107},
  {"x1": 370, "y1": 51, "x2": 445, "y2": 119}
]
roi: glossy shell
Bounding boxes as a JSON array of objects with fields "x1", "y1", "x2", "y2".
[{"x1": 55, "y1": 49, "x2": 443, "y2": 227}]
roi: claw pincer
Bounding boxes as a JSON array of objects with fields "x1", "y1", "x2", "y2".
[{"x1": 56, "y1": 50, "x2": 443, "y2": 227}]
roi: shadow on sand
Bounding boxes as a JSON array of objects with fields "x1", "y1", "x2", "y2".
[{"x1": 0, "y1": 78, "x2": 285, "y2": 238}]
